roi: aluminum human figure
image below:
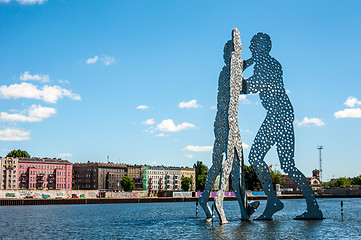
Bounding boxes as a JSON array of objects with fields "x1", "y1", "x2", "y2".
[
  {"x1": 242, "y1": 32, "x2": 324, "y2": 220},
  {"x1": 199, "y1": 28, "x2": 259, "y2": 224}
]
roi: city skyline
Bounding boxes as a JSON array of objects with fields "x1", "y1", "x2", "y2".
[{"x1": 0, "y1": 0, "x2": 360, "y2": 181}]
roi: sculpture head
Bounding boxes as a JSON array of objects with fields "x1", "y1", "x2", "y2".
[
  {"x1": 223, "y1": 40, "x2": 233, "y2": 66},
  {"x1": 250, "y1": 33, "x2": 271, "y2": 61}
]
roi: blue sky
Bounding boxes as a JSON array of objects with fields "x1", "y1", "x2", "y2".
[{"x1": 0, "y1": 0, "x2": 360, "y2": 181}]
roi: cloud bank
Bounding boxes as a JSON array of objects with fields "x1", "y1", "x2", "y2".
[
  {"x1": 157, "y1": 119, "x2": 195, "y2": 132},
  {"x1": 0, "y1": 128, "x2": 31, "y2": 141},
  {"x1": 296, "y1": 117, "x2": 325, "y2": 127},
  {"x1": 334, "y1": 108, "x2": 361, "y2": 119},
  {"x1": 136, "y1": 105, "x2": 149, "y2": 110},
  {"x1": 0, "y1": 82, "x2": 81, "y2": 103},
  {"x1": 86, "y1": 55, "x2": 115, "y2": 66},
  {"x1": 143, "y1": 118, "x2": 154, "y2": 125},
  {"x1": 334, "y1": 96, "x2": 361, "y2": 119},
  {"x1": 183, "y1": 145, "x2": 212, "y2": 152},
  {"x1": 178, "y1": 99, "x2": 201, "y2": 109},
  {"x1": 0, "y1": 105, "x2": 56, "y2": 122},
  {"x1": 20, "y1": 71, "x2": 50, "y2": 82},
  {"x1": 0, "y1": 0, "x2": 47, "y2": 4}
]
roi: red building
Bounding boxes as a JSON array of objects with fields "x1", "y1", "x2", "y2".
[{"x1": 18, "y1": 158, "x2": 72, "y2": 190}]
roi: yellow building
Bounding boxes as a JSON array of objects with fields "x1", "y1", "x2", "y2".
[{"x1": 180, "y1": 167, "x2": 196, "y2": 191}]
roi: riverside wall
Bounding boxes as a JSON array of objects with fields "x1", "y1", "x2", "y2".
[
  {"x1": 0, "y1": 190, "x2": 147, "y2": 199},
  {"x1": 0, "y1": 189, "x2": 360, "y2": 206}
]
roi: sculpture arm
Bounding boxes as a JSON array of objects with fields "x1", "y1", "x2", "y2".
[
  {"x1": 242, "y1": 58, "x2": 254, "y2": 71},
  {"x1": 241, "y1": 76, "x2": 258, "y2": 94}
]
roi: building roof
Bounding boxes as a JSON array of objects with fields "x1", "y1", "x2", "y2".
[
  {"x1": 18, "y1": 157, "x2": 71, "y2": 165},
  {"x1": 73, "y1": 162, "x2": 127, "y2": 168}
]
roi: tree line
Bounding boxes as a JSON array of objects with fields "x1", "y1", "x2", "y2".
[
  {"x1": 193, "y1": 161, "x2": 285, "y2": 192},
  {"x1": 323, "y1": 176, "x2": 361, "y2": 188}
]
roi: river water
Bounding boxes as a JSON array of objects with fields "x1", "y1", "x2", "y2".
[{"x1": 0, "y1": 198, "x2": 360, "y2": 239}]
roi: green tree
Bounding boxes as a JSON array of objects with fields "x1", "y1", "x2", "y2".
[
  {"x1": 120, "y1": 176, "x2": 135, "y2": 192},
  {"x1": 270, "y1": 169, "x2": 285, "y2": 189},
  {"x1": 6, "y1": 149, "x2": 30, "y2": 158},
  {"x1": 181, "y1": 177, "x2": 192, "y2": 191},
  {"x1": 193, "y1": 161, "x2": 208, "y2": 176},
  {"x1": 196, "y1": 174, "x2": 207, "y2": 191},
  {"x1": 334, "y1": 177, "x2": 351, "y2": 187},
  {"x1": 351, "y1": 175, "x2": 361, "y2": 186},
  {"x1": 244, "y1": 165, "x2": 261, "y2": 190},
  {"x1": 193, "y1": 161, "x2": 208, "y2": 191},
  {"x1": 324, "y1": 175, "x2": 361, "y2": 188}
]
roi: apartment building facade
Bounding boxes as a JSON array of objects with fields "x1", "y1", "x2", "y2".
[
  {"x1": 180, "y1": 167, "x2": 196, "y2": 191},
  {"x1": 0, "y1": 157, "x2": 19, "y2": 190},
  {"x1": 147, "y1": 166, "x2": 196, "y2": 194},
  {"x1": 73, "y1": 162, "x2": 135, "y2": 191},
  {"x1": 1, "y1": 157, "x2": 72, "y2": 190},
  {"x1": 127, "y1": 165, "x2": 143, "y2": 191},
  {"x1": 164, "y1": 167, "x2": 181, "y2": 191}
]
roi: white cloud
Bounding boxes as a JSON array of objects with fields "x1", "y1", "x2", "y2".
[
  {"x1": 0, "y1": 0, "x2": 47, "y2": 4},
  {"x1": 0, "y1": 82, "x2": 81, "y2": 103},
  {"x1": 0, "y1": 128, "x2": 31, "y2": 141},
  {"x1": 210, "y1": 105, "x2": 217, "y2": 110},
  {"x1": 239, "y1": 95, "x2": 251, "y2": 104},
  {"x1": 58, "y1": 80, "x2": 69, "y2": 84},
  {"x1": 57, "y1": 153, "x2": 72, "y2": 158},
  {"x1": 86, "y1": 55, "x2": 115, "y2": 66},
  {"x1": 136, "y1": 105, "x2": 149, "y2": 110},
  {"x1": 344, "y1": 96, "x2": 361, "y2": 108},
  {"x1": 334, "y1": 108, "x2": 361, "y2": 119},
  {"x1": 143, "y1": 118, "x2": 154, "y2": 125},
  {"x1": 20, "y1": 71, "x2": 50, "y2": 83},
  {"x1": 240, "y1": 129, "x2": 254, "y2": 134},
  {"x1": 184, "y1": 153, "x2": 193, "y2": 159},
  {"x1": 157, "y1": 119, "x2": 195, "y2": 132},
  {"x1": 183, "y1": 143, "x2": 248, "y2": 152},
  {"x1": 16, "y1": 0, "x2": 47, "y2": 4},
  {"x1": 183, "y1": 145, "x2": 213, "y2": 152},
  {"x1": 242, "y1": 142, "x2": 250, "y2": 149},
  {"x1": 155, "y1": 133, "x2": 167, "y2": 137},
  {"x1": 102, "y1": 55, "x2": 115, "y2": 66},
  {"x1": 286, "y1": 89, "x2": 291, "y2": 94},
  {"x1": 296, "y1": 117, "x2": 325, "y2": 127},
  {"x1": 0, "y1": 105, "x2": 56, "y2": 122},
  {"x1": 86, "y1": 56, "x2": 99, "y2": 64},
  {"x1": 178, "y1": 99, "x2": 202, "y2": 109}
]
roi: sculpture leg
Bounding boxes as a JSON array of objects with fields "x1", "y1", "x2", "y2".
[
  {"x1": 214, "y1": 146, "x2": 233, "y2": 224},
  {"x1": 199, "y1": 146, "x2": 223, "y2": 219},
  {"x1": 249, "y1": 120, "x2": 284, "y2": 220},
  {"x1": 277, "y1": 124, "x2": 323, "y2": 219},
  {"x1": 232, "y1": 145, "x2": 260, "y2": 220}
]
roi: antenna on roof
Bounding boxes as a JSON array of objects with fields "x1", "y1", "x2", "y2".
[{"x1": 107, "y1": 155, "x2": 109, "y2": 163}]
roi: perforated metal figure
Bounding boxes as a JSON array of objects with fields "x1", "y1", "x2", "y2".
[
  {"x1": 199, "y1": 28, "x2": 259, "y2": 224},
  {"x1": 242, "y1": 33, "x2": 323, "y2": 220}
]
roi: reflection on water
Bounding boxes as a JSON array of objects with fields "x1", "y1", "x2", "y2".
[{"x1": 0, "y1": 198, "x2": 360, "y2": 239}]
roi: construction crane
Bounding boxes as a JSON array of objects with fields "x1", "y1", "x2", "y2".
[{"x1": 317, "y1": 146, "x2": 323, "y2": 182}]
